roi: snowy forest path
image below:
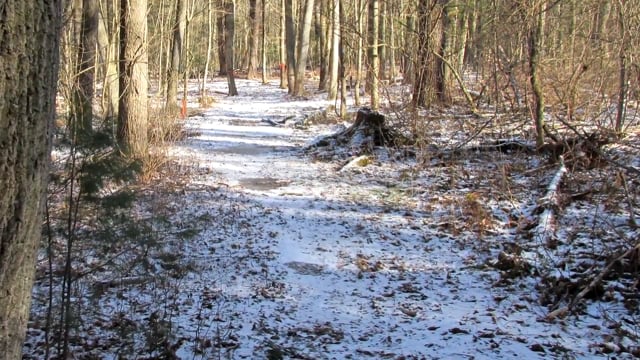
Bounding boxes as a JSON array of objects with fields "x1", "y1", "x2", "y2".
[{"x1": 165, "y1": 79, "x2": 594, "y2": 359}]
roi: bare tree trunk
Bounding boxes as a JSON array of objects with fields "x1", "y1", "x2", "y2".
[
  {"x1": 0, "y1": 2, "x2": 60, "y2": 359},
  {"x1": 119, "y1": 0, "x2": 149, "y2": 157},
  {"x1": 378, "y1": 0, "x2": 386, "y2": 81},
  {"x1": 181, "y1": 3, "x2": 192, "y2": 118},
  {"x1": 293, "y1": 0, "x2": 315, "y2": 95},
  {"x1": 225, "y1": 0, "x2": 239, "y2": 95},
  {"x1": 155, "y1": 0, "x2": 166, "y2": 97},
  {"x1": 615, "y1": 0, "x2": 628, "y2": 134},
  {"x1": 368, "y1": 0, "x2": 380, "y2": 109},
  {"x1": 412, "y1": 0, "x2": 436, "y2": 108},
  {"x1": 261, "y1": 0, "x2": 268, "y2": 84},
  {"x1": 327, "y1": 0, "x2": 340, "y2": 101},
  {"x1": 285, "y1": 0, "x2": 296, "y2": 93},
  {"x1": 455, "y1": 3, "x2": 469, "y2": 74},
  {"x1": 166, "y1": 0, "x2": 187, "y2": 112},
  {"x1": 354, "y1": 0, "x2": 363, "y2": 105},
  {"x1": 388, "y1": 3, "x2": 396, "y2": 81},
  {"x1": 280, "y1": 0, "x2": 288, "y2": 88},
  {"x1": 529, "y1": 1, "x2": 546, "y2": 148},
  {"x1": 73, "y1": 0, "x2": 99, "y2": 134},
  {"x1": 338, "y1": 0, "x2": 347, "y2": 118},
  {"x1": 247, "y1": 0, "x2": 261, "y2": 78},
  {"x1": 217, "y1": 11, "x2": 227, "y2": 76},
  {"x1": 316, "y1": 0, "x2": 329, "y2": 91},
  {"x1": 202, "y1": 0, "x2": 214, "y2": 94},
  {"x1": 592, "y1": 0, "x2": 610, "y2": 47},
  {"x1": 436, "y1": 0, "x2": 452, "y2": 104},
  {"x1": 101, "y1": 0, "x2": 119, "y2": 122},
  {"x1": 402, "y1": 12, "x2": 415, "y2": 85}
]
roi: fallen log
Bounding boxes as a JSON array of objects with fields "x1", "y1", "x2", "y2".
[{"x1": 533, "y1": 155, "x2": 567, "y2": 248}]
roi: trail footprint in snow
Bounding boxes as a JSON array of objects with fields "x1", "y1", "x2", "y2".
[{"x1": 285, "y1": 261, "x2": 326, "y2": 276}]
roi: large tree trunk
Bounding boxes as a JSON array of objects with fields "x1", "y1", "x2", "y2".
[
  {"x1": 247, "y1": 0, "x2": 261, "y2": 79},
  {"x1": 284, "y1": 0, "x2": 297, "y2": 93},
  {"x1": 615, "y1": 0, "x2": 629, "y2": 134},
  {"x1": 316, "y1": 0, "x2": 329, "y2": 91},
  {"x1": 293, "y1": 0, "x2": 315, "y2": 95},
  {"x1": 402, "y1": 13, "x2": 415, "y2": 85},
  {"x1": 225, "y1": 0, "x2": 239, "y2": 96},
  {"x1": 217, "y1": 12, "x2": 227, "y2": 76},
  {"x1": 202, "y1": 0, "x2": 214, "y2": 94},
  {"x1": 118, "y1": 0, "x2": 149, "y2": 157},
  {"x1": 100, "y1": 0, "x2": 119, "y2": 122},
  {"x1": 436, "y1": 0, "x2": 453, "y2": 104},
  {"x1": 73, "y1": 0, "x2": 99, "y2": 134},
  {"x1": 378, "y1": 0, "x2": 386, "y2": 81},
  {"x1": 165, "y1": 0, "x2": 187, "y2": 112},
  {"x1": 412, "y1": 0, "x2": 430, "y2": 107},
  {"x1": 0, "y1": 1, "x2": 61, "y2": 359},
  {"x1": 387, "y1": 3, "x2": 396, "y2": 81},
  {"x1": 327, "y1": 0, "x2": 340, "y2": 101},
  {"x1": 261, "y1": 0, "x2": 268, "y2": 84},
  {"x1": 280, "y1": 0, "x2": 288, "y2": 88}
]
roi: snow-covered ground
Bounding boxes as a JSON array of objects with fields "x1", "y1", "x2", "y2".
[{"x1": 25, "y1": 78, "x2": 639, "y2": 359}]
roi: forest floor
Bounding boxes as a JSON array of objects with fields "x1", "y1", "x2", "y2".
[{"x1": 26, "y1": 78, "x2": 640, "y2": 359}]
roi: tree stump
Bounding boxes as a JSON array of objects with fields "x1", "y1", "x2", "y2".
[{"x1": 307, "y1": 107, "x2": 405, "y2": 158}]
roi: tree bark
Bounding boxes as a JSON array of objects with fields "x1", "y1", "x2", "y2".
[
  {"x1": 280, "y1": 0, "x2": 288, "y2": 88},
  {"x1": 615, "y1": 0, "x2": 628, "y2": 134},
  {"x1": 412, "y1": 0, "x2": 435, "y2": 107},
  {"x1": 73, "y1": 0, "x2": 99, "y2": 134},
  {"x1": 217, "y1": 12, "x2": 227, "y2": 76},
  {"x1": 436, "y1": 0, "x2": 453, "y2": 104},
  {"x1": 100, "y1": 0, "x2": 119, "y2": 122},
  {"x1": 202, "y1": 0, "x2": 214, "y2": 94},
  {"x1": 118, "y1": 0, "x2": 149, "y2": 157},
  {"x1": 225, "y1": 0, "x2": 239, "y2": 96},
  {"x1": 402, "y1": 13, "x2": 415, "y2": 85},
  {"x1": 0, "y1": 1, "x2": 61, "y2": 359},
  {"x1": 327, "y1": 0, "x2": 340, "y2": 101},
  {"x1": 368, "y1": 0, "x2": 380, "y2": 109},
  {"x1": 165, "y1": 0, "x2": 187, "y2": 112},
  {"x1": 529, "y1": 1, "x2": 546, "y2": 148},
  {"x1": 388, "y1": 3, "x2": 396, "y2": 81},
  {"x1": 293, "y1": 0, "x2": 315, "y2": 96},
  {"x1": 354, "y1": 0, "x2": 364, "y2": 105},
  {"x1": 338, "y1": 0, "x2": 347, "y2": 118},
  {"x1": 378, "y1": 0, "x2": 386, "y2": 81},
  {"x1": 316, "y1": 0, "x2": 329, "y2": 91},
  {"x1": 247, "y1": 0, "x2": 261, "y2": 79},
  {"x1": 261, "y1": 0, "x2": 268, "y2": 84},
  {"x1": 284, "y1": 0, "x2": 297, "y2": 93}
]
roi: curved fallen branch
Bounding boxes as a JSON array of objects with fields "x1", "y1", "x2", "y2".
[{"x1": 546, "y1": 241, "x2": 640, "y2": 321}]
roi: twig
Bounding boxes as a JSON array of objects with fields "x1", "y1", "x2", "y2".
[
  {"x1": 546, "y1": 242, "x2": 640, "y2": 321},
  {"x1": 554, "y1": 116, "x2": 640, "y2": 176}
]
